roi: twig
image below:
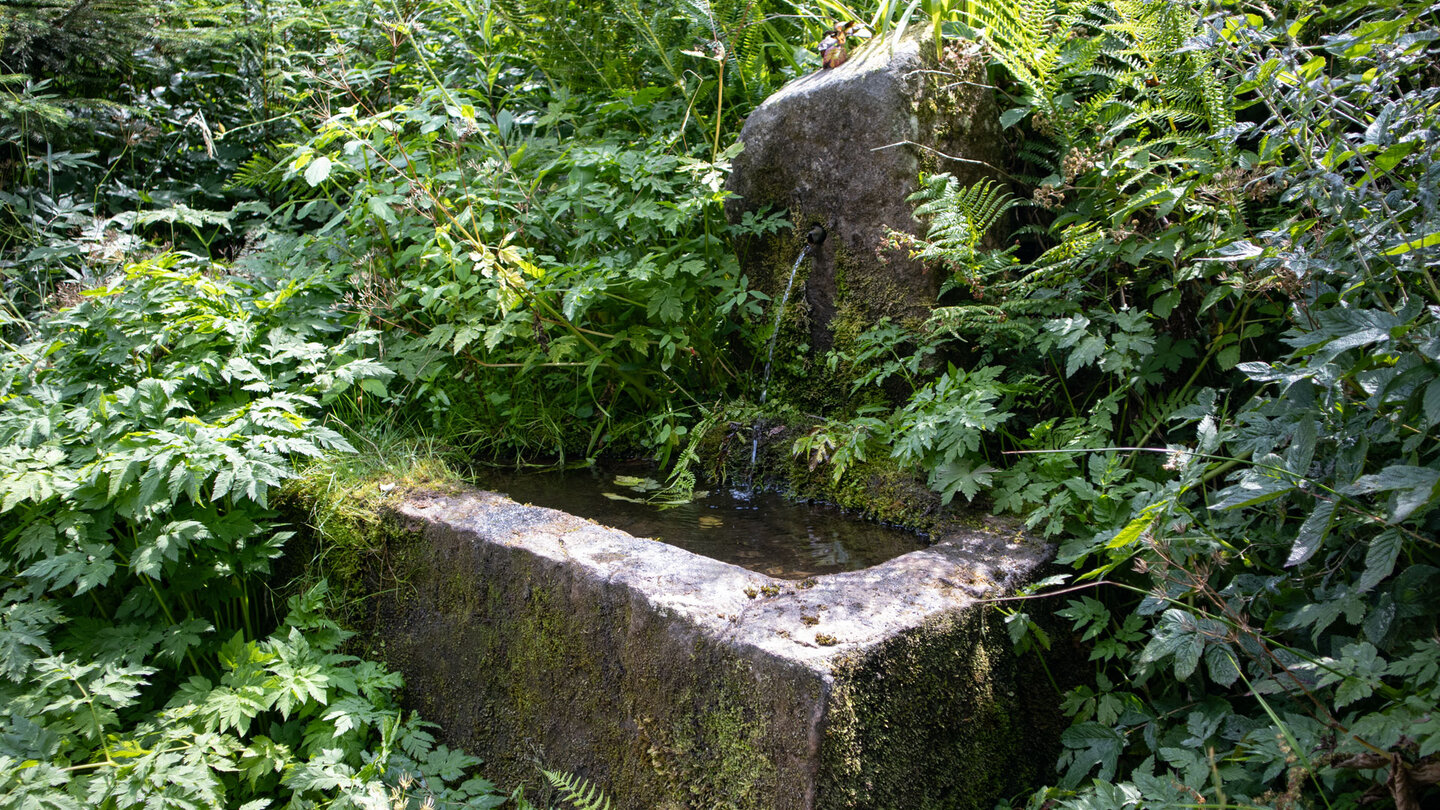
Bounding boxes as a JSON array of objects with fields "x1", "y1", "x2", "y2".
[
  {"x1": 869, "y1": 140, "x2": 1014, "y2": 178},
  {"x1": 973, "y1": 578, "x2": 1122, "y2": 604}
]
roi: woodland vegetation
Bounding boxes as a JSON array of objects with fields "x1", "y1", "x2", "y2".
[{"x1": 1, "y1": 0, "x2": 1437, "y2": 807}]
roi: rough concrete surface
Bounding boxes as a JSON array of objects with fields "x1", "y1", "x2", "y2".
[
  {"x1": 353, "y1": 487, "x2": 1058, "y2": 809},
  {"x1": 724, "y1": 32, "x2": 1005, "y2": 353}
]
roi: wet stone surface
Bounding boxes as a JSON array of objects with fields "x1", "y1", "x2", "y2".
[{"x1": 725, "y1": 32, "x2": 1005, "y2": 352}]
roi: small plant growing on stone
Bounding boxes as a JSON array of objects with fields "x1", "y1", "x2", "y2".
[
  {"x1": 815, "y1": 633, "x2": 838, "y2": 646},
  {"x1": 543, "y1": 770, "x2": 613, "y2": 810}
]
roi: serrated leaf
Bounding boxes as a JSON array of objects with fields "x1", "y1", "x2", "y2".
[
  {"x1": 1059, "y1": 721, "x2": 1125, "y2": 786},
  {"x1": 1351, "y1": 465, "x2": 1440, "y2": 522},
  {"x1": 1211, "y1": 458, "x2": 1296, "y2": 510},
  {"x1": 1383, "y1": 230, "x2": 1440, "y2": 255},
  {"x1": 1286, "y1": 500, "x2": 1335, "y2": 567},
  {"x1": 1108, "y1": 505, "x2": 1159, "y2": 550},
  {"x1": 1425, "y1": 378, "x2": 1440, "y2": 426},
  {"x1": 1066, "y1": 335, "x2": 1106, "y2": 376},
  {"x1": 367, "y1": 195, "x2": 397, "y2": 225},
  {"x1": 1205, "y1": 644, "x2": 1240, "y2": 686},
  {"x1": 1358, "y1": 529, "x2": 1403, "y2": 593},
  {"x1": 304, "y1": 156, "x2": 333, "y2": 187},
  {"x1": 1217, "y1": 343, "x2": 1240, "y2": 370},
  {"x1": 928, "y1": 460, "x2": 995, "y2": 504}
]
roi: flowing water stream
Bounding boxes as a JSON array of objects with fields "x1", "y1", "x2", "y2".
[{"x1": 750, "y1": 245, "x2": 811, "y2": 477}]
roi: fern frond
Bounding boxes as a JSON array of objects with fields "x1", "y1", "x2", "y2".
[
  {"x1": 1128, "y1": 386, "x2": 1199, "y2": 444},
  {"x1": 910, "y1": 175, "x2": 1016, "y2": 250},
  {"x1": 1015, "y1": 142, "x2": 1060, "y2": 175},
  {"x1": 543, "y1": 770, "x2": 613, "y2": 810},
  {"x1": 1026, "y1": 221, "x2": 1104, "y2": 278},
  {"x1": 230, "y1": 151, "x2": 283, "y2": 191},
  {"x1": 928, "y1": 302, "x2": 1042, "y2": 343}
]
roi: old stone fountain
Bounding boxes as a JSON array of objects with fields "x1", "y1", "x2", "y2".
[
  {"x1": 315, "y1": 31, "x2": 1057, "y2": 810},
  {"x1": 725, "y1": 31, "x2": 1005, "y2": 358}
]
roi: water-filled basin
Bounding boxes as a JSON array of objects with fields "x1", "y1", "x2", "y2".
[{"x1": 475, "y1": 463, "x2": 925, "y2": 579}]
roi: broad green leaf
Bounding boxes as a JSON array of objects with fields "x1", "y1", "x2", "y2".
[
  {"x1": 1424, "y1": 378, "x2": 1440, "y2": 425},
  {"x1": 1107, "y1": 505, "x2": 1158, "y2": 549},
  {"x1": 304, "y1": 156, "x2": 333, "y2": 187},
  {"x1": 1383, "y1": 231, "x2": 1440, "y2": 255},
  {"x1": 1351, "y1": 465, "x2": 1440, "y2": 522},
  {"x1": 1285, "y1": 500, "x2": 1335, "y2": 567},
  {"x1": 1059, "y1": 722, "x2": 1125, "y2": 786},
  {"x1": 1358, "y1": 529, "x2": 1404, "y2": 593},
  {"x1": 367, "y1": 196, "x2": 397, "y2": 225}
]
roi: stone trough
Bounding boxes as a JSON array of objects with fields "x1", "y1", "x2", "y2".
[{"x1": 349, "y1": 488, "x2": 1059, "y2": 809}]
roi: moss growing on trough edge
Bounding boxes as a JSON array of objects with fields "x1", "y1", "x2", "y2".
[
  {"x1": 279, "y1": 466, "x2": 1061, "y2": 809},
  {"x1": 819, "y1": 610, "x2": 1058, "y2": 810},
  {"x1": 281, "y1": 479, "x2": 821, "y2": 808}
]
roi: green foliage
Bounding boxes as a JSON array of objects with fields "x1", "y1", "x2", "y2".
[
  {"x1": 959, "y1": 1, "x2": 1440, "y2": 807},
  {"x1": 0, "y1": 0, "x2": 310, "y2": 314},
  {"x1": 888, "y1": 364, "x2": 1014, "y2": 504},
  {"x1": 905, "y1": 174, "x2": 1019, "y2": 294},
  {"x1": 256, "y1": 2, "x2": 790, "y2": 463},
  {"x1": 795, "y1": 1, "x2": 1439, "y2": 805},
  {"x1": 542, "y1": 769, "x2": 614, "y2": 810},
  {"x1": 8, "y1": 0, "x2": 1438, "y2": 807},
  {"x1": 0, "y1": 252, "x2": 500, "y2": 808},
  {"x1": 0, "y1": 0, "x2": 158, "y2": 79}
]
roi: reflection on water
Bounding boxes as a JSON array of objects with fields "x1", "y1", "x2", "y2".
[{"x1": 475, "y1": 463, "x2": 925, "y2": 580}]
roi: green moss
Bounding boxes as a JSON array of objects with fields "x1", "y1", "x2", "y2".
[
  {"x1": 818, "y1": 610, "x2": 1053, "y2": 810},
  {"x1": 281, "y1": 428, "x2": 1058, "y2": 810},
  {"x1": 276, "y1": 442, "x2": 466, "y2": 627},
  {"x1": 691, "y1": 403, "x2": 947, "y2": 531},
  {"x1": 646, "y1": 670, "x2": 778, "y2": 809}
]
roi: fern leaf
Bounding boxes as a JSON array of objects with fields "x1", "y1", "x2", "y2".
[{"x1": 543, "y1": 770, "x2": 613, "y2": 810}]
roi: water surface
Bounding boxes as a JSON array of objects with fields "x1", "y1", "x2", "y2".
[{"x1": 475, "y1": 463, "x2": 925, "y2": 579}]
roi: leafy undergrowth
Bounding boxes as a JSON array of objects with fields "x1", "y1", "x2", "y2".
[
  {"x1": 3, "y1": 0, "x2": 1438, "y2": 806},
  {"x1": 795, "y1": 0, "x2": 1440, "y2": 807},
  {"x1": 0, "y1": 254, "x2": 505, "y2": 808}
]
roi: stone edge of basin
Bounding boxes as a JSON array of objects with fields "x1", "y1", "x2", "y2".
[{"x1": 395, "y1": 487, "x2": 1053, "y2": 672}]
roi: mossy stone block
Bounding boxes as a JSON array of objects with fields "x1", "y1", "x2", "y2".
[
  {"x1": 725, "y1": 32, "x2": 1004, "y2": 361},
  {"x1": 340, "y1": 489, "x2": 1057, "y2": 809}
]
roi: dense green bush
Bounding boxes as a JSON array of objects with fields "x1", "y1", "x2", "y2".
[
  {"x1": 0, "y1": 253, "x2": 514, "y2": 808},
  {"x1": 248, "y1": 0, "x2": 801, "y2": 463},
  {"x1": 813, "y1": 0, "x2": 1440, "y2": 806}
]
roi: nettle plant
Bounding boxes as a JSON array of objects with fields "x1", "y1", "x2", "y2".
[
  {"x1": 1007, "y1": 1, "x2": 1440, "y2": 808},
  {"x1": 0, "y1": 253, "x2": 503, "y2": 808}
]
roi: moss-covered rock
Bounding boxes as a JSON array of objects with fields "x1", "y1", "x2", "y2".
[
  {"x1": 726, "y1": 31, "x2": 1005, "y2": 402},
  {"x1": 698, "y1": 409, "x2": 965, "y2": 534},
  {"x1": 292, "y1": 484, "x2": 1060, "y2": 809}
]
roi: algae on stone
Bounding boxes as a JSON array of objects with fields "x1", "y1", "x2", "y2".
[
  {"x1": 725, "y1": 32, "x2": 1005, "y2": 403},
  {"x1": 286, "y1": 483, "x2": 1060, "y2": 809}
]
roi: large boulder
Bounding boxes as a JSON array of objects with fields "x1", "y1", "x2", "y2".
[{"x1": 725, "y1": 33, "x2": 1005, "y2": 367}]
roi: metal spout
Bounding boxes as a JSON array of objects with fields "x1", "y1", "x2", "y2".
[{"x1": 806, "y1": 224, "x2": 827, "y2": 246}]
